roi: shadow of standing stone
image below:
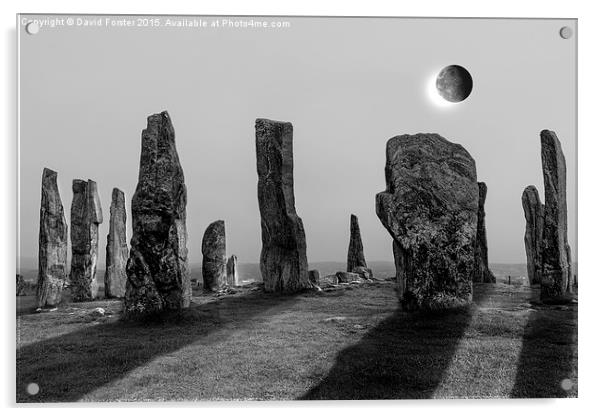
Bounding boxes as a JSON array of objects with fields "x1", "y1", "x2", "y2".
[
  {"x1": 301, "y1": 284, "x2": 495, "y2": 400},
  {"x1": 511, "y1": 288, "x2": 577, "y2": 397},
  {"x1": 255, "y1": 118, "x2": 310, "y2": 294}
]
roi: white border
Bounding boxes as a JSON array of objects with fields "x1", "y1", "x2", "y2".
[{"x1": 2, "y1": 1, "x2": 599, "y2": 415}]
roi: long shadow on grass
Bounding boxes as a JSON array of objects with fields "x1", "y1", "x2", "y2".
[
  {"x1": 300, "y1": 284, "x2": 494, "y2": 400},
  {"x1": 510, "y1": 290, "x2": 578, "y2": 398},
  {"x1": 16, "y1": 290, "x2": 302, "y2": 402}
]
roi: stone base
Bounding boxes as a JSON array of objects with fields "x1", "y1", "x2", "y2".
[{"x1": 400, "y1": 290, "x2": 473, "y2": 312}]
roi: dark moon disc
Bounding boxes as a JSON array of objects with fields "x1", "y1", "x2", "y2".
[{"x1": 436, "y1": 65, "x2": 473, "y2": 103}]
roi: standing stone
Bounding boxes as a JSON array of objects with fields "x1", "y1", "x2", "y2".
[
  {"x1": 540, "y1": 130, "x2": 572, "y2": 301},
  {"x1": 522, "y1": 185, "x2": 544, "y2": 285},
  {"x1": 69, "y1": 179, "x2": 103, "y2": 301},
  {"x1": 104, "y1": 188, "x2": 128, "y2": 298},
  {"x1": 473, "y1": 182, "x2": 496, "y2": 283},
  {"x1": 124, "y1": 111, "x2": 190, "y2": 317},
  {"x1": 255, "y1": 118, "x2": 310, "y2": 293},
  {"x1": 347, "y1": 214, "x2": 368, "y2": 272},
  {"x1": 226, "y1": 255, "x2": 240, "y2": 286},
  {"x1": 36, "y1": 168, "x2": 68, "y2": 308},
  {"x1": 17, "y1": 274, "x2": 26, "y2": 296},
  {"x1": 309, "y1": 269, "x2": 320, "y2": 285},
  {"x1": 202, "y1": 220, "x2": 227, "y2": 291},
  {"x1": 375, "y1": 134, "x2": 478, "y2": 311}
]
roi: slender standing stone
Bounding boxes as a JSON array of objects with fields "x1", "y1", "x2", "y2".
[
  {"x1": 104, "y1": 188, "x2": 128, "y2": 298},
  {"x1": 124, "y1": 111, "x2": 190, "y2": 317},
  {"x1": 202, "y1": 220, "x2": 227, "y2": 291},
  {"x1": 255, "y1": 118, "x2": 310, "y2": 293},
  {"x1": 36, "y1": 168, "x2": 68, "y2": 308},
  {"x1": 308, "y1": 269, "x2": 320, "y2": 285},
  {"x1": 347, "y1": 214, "x2": 368, "y2": 272},
  {"x1": 522, "y1": 185, "x2": 544, "y2": 285},
  {"x1": 473, "y1": 182, "x2": 496, "y2": 283},
  {"x1": 17, "y1": 274, "x2": 26, "y2": 296},
  {"x1": 69, "y1": 179, "x2": 103, "y2": 301},
  {"x1": 376, "y1": 133, "x2": 478, "y2": 311},
  {"x1": 540, "y1": 130, "x2": 572, "y2": 301},
  {"x1": 226, "y1": 255, "x2": 240, "y2": 286},
  {"x1": 566, "y1": 245, "x2": 573, "y2": 292}
]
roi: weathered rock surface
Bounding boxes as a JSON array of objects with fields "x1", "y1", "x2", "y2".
[
  {"x1": 104, "y1": 188, "x2": 128, "y2": 298},
  {"x1": 347, "y1": 214, "x2": 367, "y2": 272},
  {"x1": 309, "y1": 269, "x2": 321, "y2": 285},
  {"x1": 321, "y1": 274, "x2": 339, "y2": 286},
  {"x1": 255, "y1": 118, "x2": 310, "y2": 293},
  {"x1": 522, "y1": 185, "x2": 544, "y2": 285},
  {"x1": 226, "y1": 255, "x2": 239, "y2": 286},
  {"x1": 352, "y1": 266, "x2": 373, "y2": 280},
  {"x1": 36, "y1": 168, "x2": 68, "y2": 308},
  {"x1": 36, "y1": 168, "x2": 69, "y2": 308},
  {"x1": 540, "y1": 130, "x2": 572, "y2": 301},
  {"x1": 69, "y1": 179, "x2": 103, "y2": 301},
  {"x1": 336, "y1": 271, "x2": 362, "y2": 283},
  {"x1": 473, "y1": 182, "x2": 496, "y2": 283},
  {"x1": 124, "y1": 111, "x2": 190, "y2": 317},
  {"x1": 375, "y1": 133, "x2": 478, "y2": 311},
  {"x1": 202, "y1": 220, "x2": 227, "y2": 291}
]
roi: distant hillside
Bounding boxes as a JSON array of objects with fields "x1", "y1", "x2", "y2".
[
  {"x1": 19, "y1": 259, "x2": 577, "y2": 285},
  {"x1": 490, "y1": 263, "x2": 527, "y2": 279},
  {"x1": 190, "y1": 261, "x2": 397, "y2": 283}
]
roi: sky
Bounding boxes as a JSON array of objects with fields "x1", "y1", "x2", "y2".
[{"x1": 18, "y1": 16, "x2": 577, "y2": 268}]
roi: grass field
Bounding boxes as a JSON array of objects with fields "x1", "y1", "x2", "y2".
[{"x1": 16, "y1": 281, "x2": 577, "y2": 402}]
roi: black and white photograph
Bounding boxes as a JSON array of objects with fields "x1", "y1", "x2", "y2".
[{"x1": 6, "y1": 2, "x2": 592, "y2": 408}]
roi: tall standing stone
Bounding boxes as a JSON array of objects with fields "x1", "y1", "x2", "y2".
[
  {"x1": 202, "y1": 220, "x2": 227, "y2": 291},
  {"x1": 226, "y1": 255, "x2": 240, "y2": 286},
  {"x1": 104, "y1": 188, "x2": 128, "y2": 298},
  {"x1": 69, "y1": 179, "x2": 103, "y2": 301},
  {"x1": 540, "y1": 129, "x2": 572, "y2": 301},
  {"x1": 124, "y1": 111, "x2": 190, "y2": 317},
  {"x1": 473, "y1": 182, "x2": 496, "y2": 283},
  {"x1": 376, "y1": 134, "x2": 478, "y2": 311},
  {"x1": 255, "y1": 118, "x2": 310, "y2": 293},
  {"x1": 522, "y1": 185, "x2": 544, "y2": 285},
  {"x1": 36, "y1": 168, "x2": 68, "y2": 308},
  {"x1": 347, "y1": 214, "x2": 368, "y2": 272}
]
